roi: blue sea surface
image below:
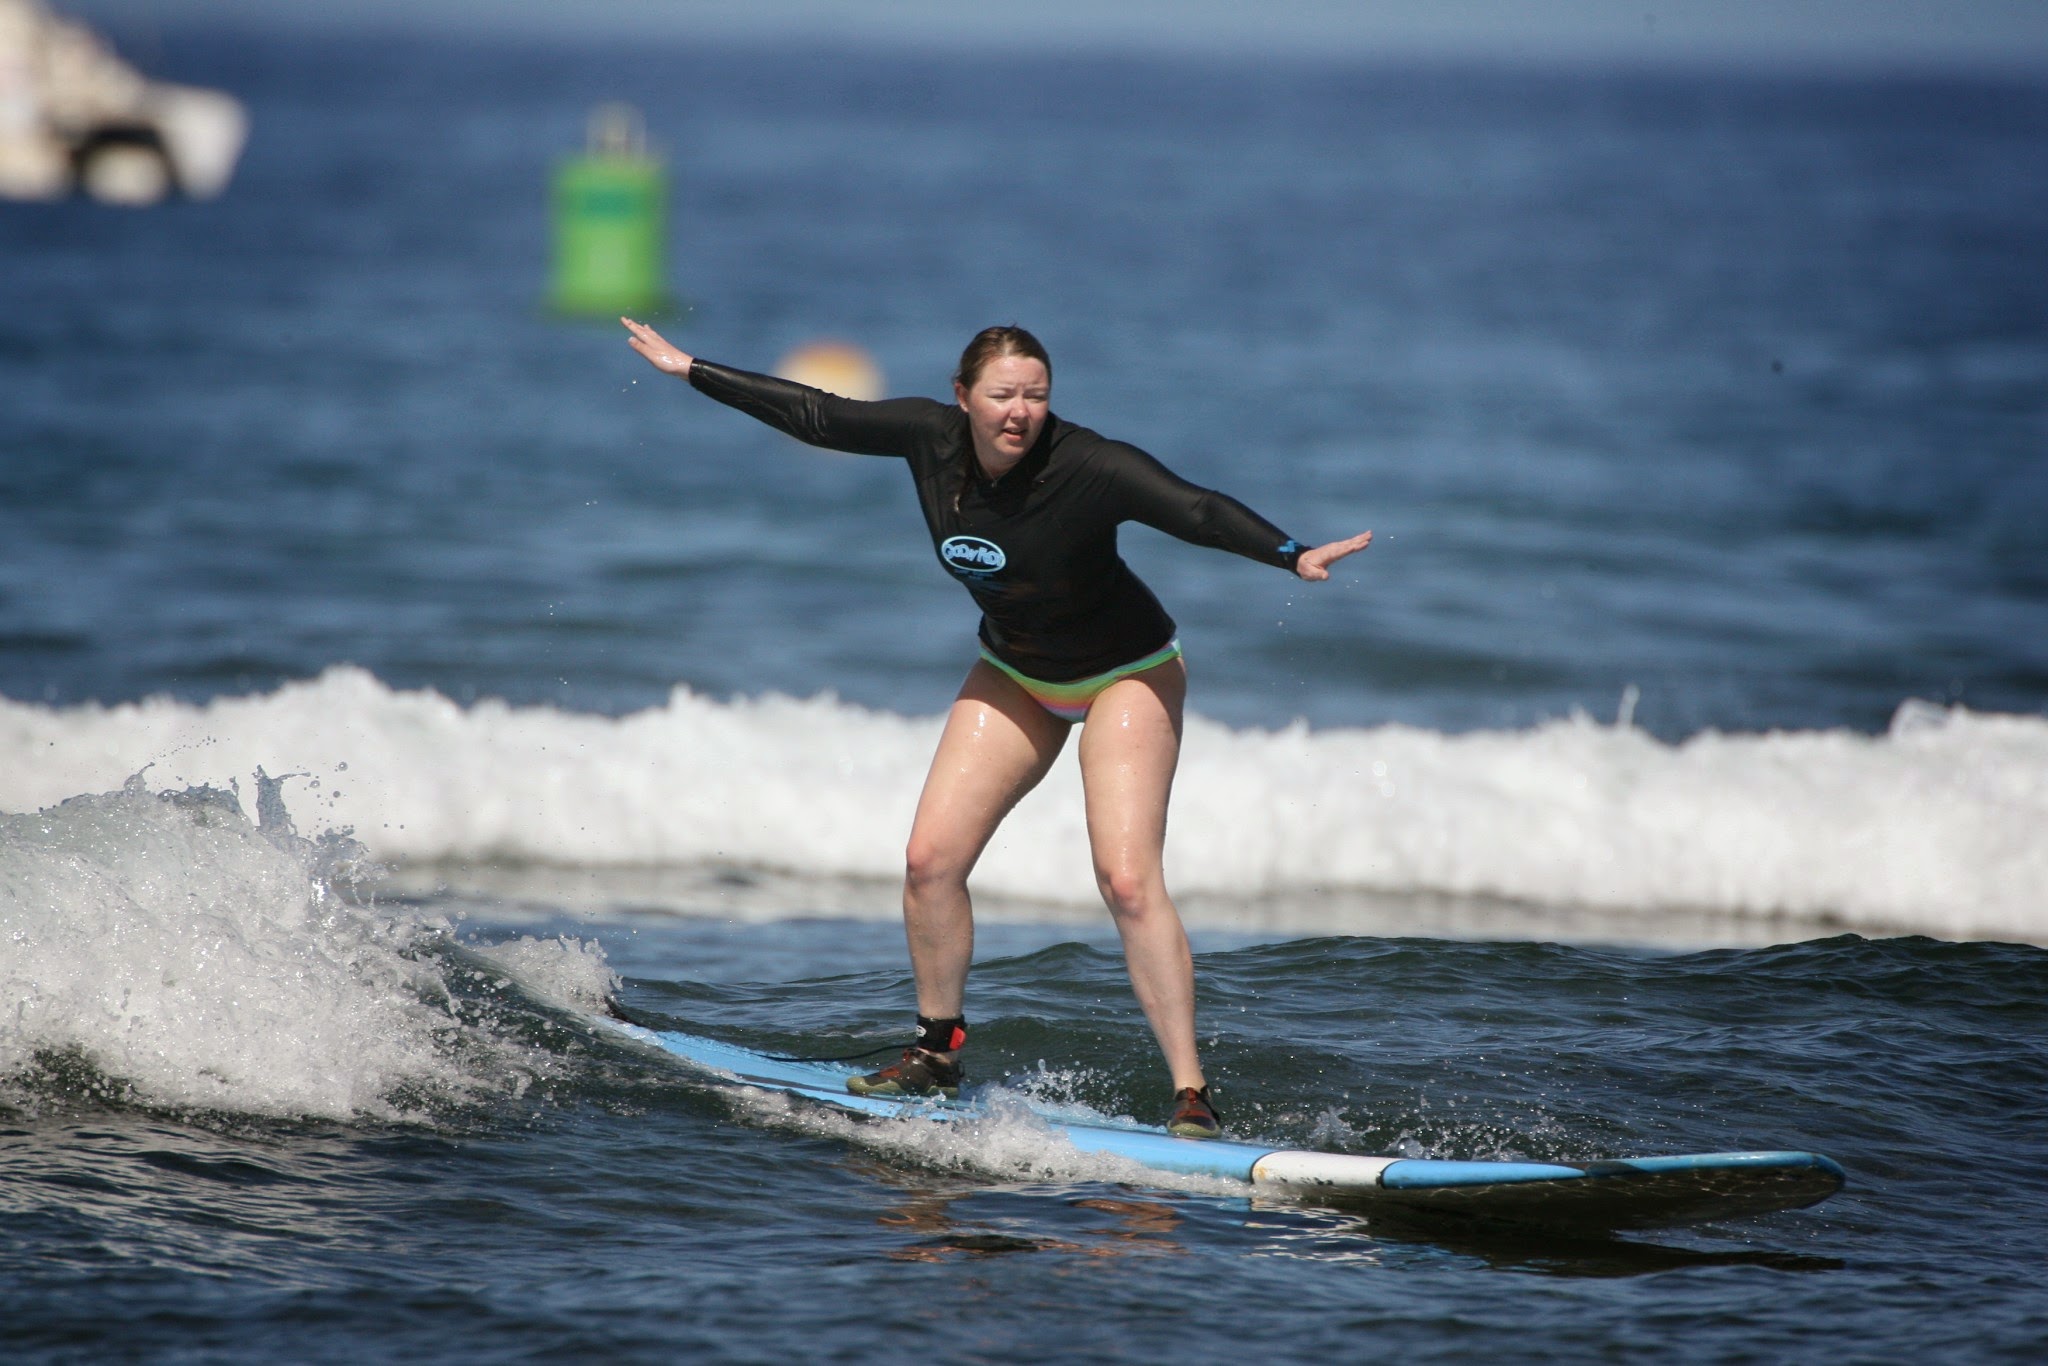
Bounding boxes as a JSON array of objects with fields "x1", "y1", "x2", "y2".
[
  {"x1": 3, "y1": 23, "x2": 2047, "y2": 1365},
  {"x1": 4, "y1": 31, "x2": 2043, "y2": 737}
]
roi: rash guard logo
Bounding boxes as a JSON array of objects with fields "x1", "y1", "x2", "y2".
[{"x1": 939, "y1": 536, "x2": 1007, "y2": 578}]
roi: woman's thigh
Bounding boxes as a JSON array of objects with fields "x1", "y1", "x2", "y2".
[
  {"x1": 1077, "y1": 658, "x2": 1186, "y2": 882},
  {"x1": 906, "y1": 659, "x2": 1071, "y2": 877}
]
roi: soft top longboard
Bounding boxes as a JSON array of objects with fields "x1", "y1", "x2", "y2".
[{"x1": 602, "y1": 1018, "x2": 1845, "y2": 1230}]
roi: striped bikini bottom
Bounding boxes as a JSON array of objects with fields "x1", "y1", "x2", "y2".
[{"x1": 977, "y1": 639, "x2": 1183, "y2": 724}]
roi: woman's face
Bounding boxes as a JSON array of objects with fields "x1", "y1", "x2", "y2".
[{"x1": 955, "y1": 353, "x2": 1051, "y2": 473}]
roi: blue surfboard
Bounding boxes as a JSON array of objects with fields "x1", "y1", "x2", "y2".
[{"x1": 601, "y1": 1018, "x2": 1845, "y2": 1230}]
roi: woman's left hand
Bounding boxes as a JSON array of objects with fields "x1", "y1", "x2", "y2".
[{"x1": 1294, "y1": 531, "x2": 1373, "y2": 581}]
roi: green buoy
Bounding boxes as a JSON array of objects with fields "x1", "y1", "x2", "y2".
[{"x1": 549, "y1": 103, "x2": 670, "y2": 316}]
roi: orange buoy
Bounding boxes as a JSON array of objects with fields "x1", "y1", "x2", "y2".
[{"x1": 775, "y1": 341, "x2": 885, "y2": 401}]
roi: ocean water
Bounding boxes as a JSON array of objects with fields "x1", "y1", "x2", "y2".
[{"x1": 4, "y1": 24, "x2": 2047, "y2": 1363}]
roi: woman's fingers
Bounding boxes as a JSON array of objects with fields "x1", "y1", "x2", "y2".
[
  {"x1": 622, "y1": 318, "x2": 667, "y2": 351},
  {"x1": 621, "y1": 317, "x2": 692, "y2": 374}
]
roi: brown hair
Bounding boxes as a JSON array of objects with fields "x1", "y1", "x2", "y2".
[{"x1": 954, "y1": 325, "x2": 1052, "y2": 392}]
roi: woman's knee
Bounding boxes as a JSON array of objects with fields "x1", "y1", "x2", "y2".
[
  {"x1": 905, "y1": 835, "x2": 971, "y2": 894},
  {"x1": 1095, "y1": 864, "x2": 1165, "y2": 921}
]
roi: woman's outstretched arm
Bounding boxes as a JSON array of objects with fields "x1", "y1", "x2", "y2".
[
  {"x1": 623, "y1": 318, "x2": 941, "y2": 457},
  {"x1": 1102, "y1": 439, "x2": 1373, "y2": 581}
]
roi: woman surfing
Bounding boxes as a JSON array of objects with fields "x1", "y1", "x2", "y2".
[{"x1": 624, "y1": 318, "x2": 1371, "y2": 1138}]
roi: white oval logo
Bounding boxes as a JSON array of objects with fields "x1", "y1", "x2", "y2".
[{"x1": 940, "y1": 536, "x2": 1007, "y2": 574}]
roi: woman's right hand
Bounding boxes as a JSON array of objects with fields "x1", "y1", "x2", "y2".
[
  {"x1": 623, "y1": 317, "x2": 693, "y2": 377},
  {"x1": 1294, "y1": 530, "x2": 1373, "y2": 581}
]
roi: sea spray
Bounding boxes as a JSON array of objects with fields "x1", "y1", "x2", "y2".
[
  {"x1": 0, "y1": 776, "x2": 604, "y2": 1120},
  {"x1": 471, "y1": 933, "x2": 620, "y2": 1016}
]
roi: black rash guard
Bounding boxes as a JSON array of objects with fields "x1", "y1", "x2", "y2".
[{"x1": 687, "y1": 360, "x2": 1308, "y2": 683}]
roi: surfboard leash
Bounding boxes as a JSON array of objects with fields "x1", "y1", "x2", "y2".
[
  {"x1": 762, "y1": 1042, "x2": 905, "y2": 1064},
  {"x1": 775, "y1": 1014, "x2": 966, "y2": 1064},
  {"x1": 604, "y1": 998, "x2": 904, "y2": 1064}
]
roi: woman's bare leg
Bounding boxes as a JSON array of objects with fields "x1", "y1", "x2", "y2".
[
  {"x1": 901, "y1": 660, "x2": 1069, "y2": 1039},
  {"x1": 1077, "y1": 658, "x2": 1205, "y2": 1091}
]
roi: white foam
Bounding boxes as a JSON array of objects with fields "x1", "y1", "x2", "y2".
[
  {"x1": 471, "y1": 934, "x2": 620, "y2": 1015},
  {"x1": 3, "y1": 667, "x2": 2044, "y2": 942},
  {"x1": 0, "y1": 778, "x2": 552, "y2": 1120},
  {"x1": 724, "y1": 1082, "x2": 1250, "y2": 1199}
]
